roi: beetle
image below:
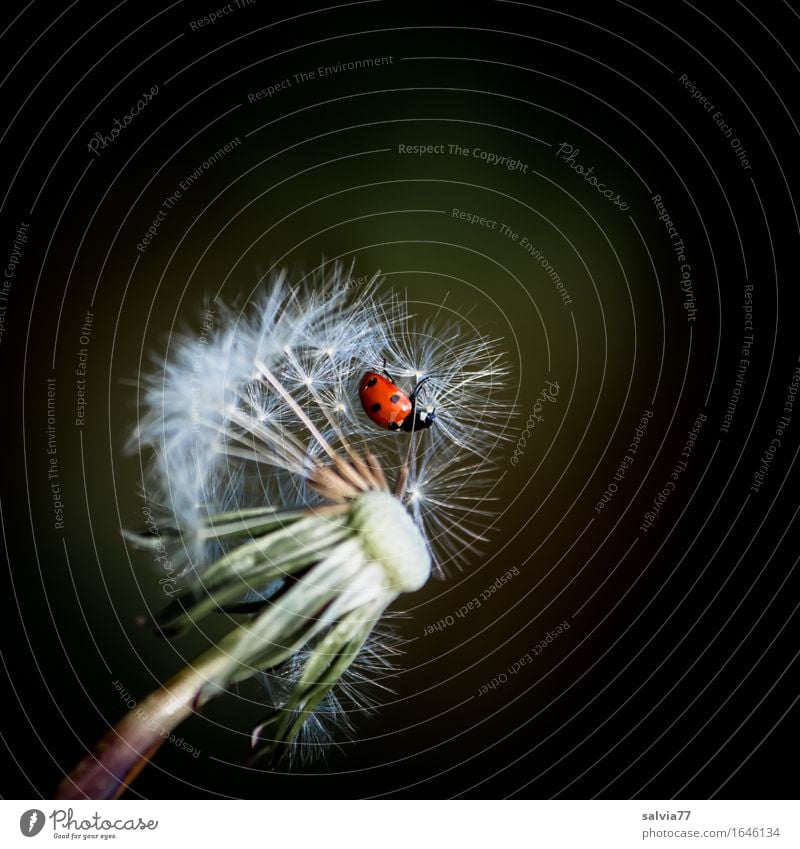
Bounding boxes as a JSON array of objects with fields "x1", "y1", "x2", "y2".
[{"x1": 358, "y1": 359, "x2": 436, "y2": 432}]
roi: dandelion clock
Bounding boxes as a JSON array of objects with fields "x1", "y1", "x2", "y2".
[{"x1": 56, "y1": 266, "x2": 514, "y2": 799}]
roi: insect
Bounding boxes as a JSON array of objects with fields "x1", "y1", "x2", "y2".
[{"x1": 358, "y1": 359, "x2": 436, "y2": 432}]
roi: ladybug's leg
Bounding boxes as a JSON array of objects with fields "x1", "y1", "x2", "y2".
[
  {"x1": 382, "y1": 356, "x2": 397, "y2": 384},
  {"x1": 409, "y1": 376, "x2": 431, "y2": 401}
]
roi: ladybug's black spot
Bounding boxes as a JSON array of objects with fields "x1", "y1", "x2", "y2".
[
  {"x1": 388, "y1": 421, "x2": 400, "y2": 431},
  {"x1": 390, "y1": 393, "x2": 401, "y2": 403},
  {"x1": 370, "y1": 403, "x2": 382, "y2": 413},
  {"x1": 366, "y1": 377, "x2": 378, "y2": 387}
]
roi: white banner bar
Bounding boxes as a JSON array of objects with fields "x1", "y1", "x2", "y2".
[{"x1": 2, "y1": 800, "x2": 796, "y2": 848}]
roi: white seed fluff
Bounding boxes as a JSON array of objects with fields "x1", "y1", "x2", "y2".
[{"x1": 130, "y1": 264, "x2": 514, "y2": 760}]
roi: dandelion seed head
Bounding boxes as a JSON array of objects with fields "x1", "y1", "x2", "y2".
[{"x1": 131, "y1": 263, "x2": 514, "y2": 761}]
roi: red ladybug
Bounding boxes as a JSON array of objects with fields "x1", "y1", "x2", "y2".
[{"x1": 358, "y1": 360, "x2": 436, "y2": 432}]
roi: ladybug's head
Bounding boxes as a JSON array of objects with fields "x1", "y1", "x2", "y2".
[{"x1": 402, "y1": 406, "x2": 436, "y2": 432}]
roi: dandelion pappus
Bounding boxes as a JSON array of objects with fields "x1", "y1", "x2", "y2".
[{"x1": 359, "y1": 358, "x2": 436, "y2": 432}]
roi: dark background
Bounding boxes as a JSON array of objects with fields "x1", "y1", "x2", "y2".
[{"x1": 1, "y1": 0, "x2": 799, "y2": 799}]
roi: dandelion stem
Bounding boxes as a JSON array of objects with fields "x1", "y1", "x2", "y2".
[{"x1": 54, "y1": 644, "x2": 232, "y2": 800}]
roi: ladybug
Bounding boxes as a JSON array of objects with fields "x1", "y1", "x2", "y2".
[{"x1": 358, "y1": 359, "x2": 436, "y2": 432}]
